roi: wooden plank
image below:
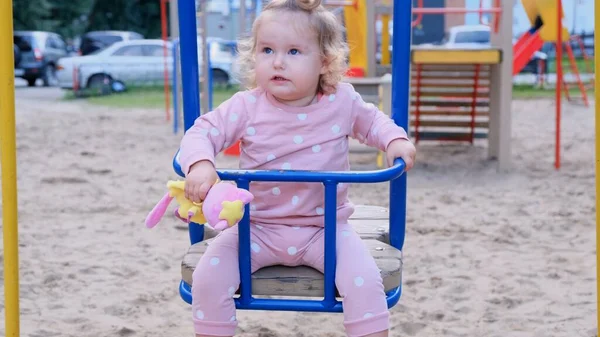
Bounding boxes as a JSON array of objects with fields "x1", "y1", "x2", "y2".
[
  {"x1": 411, "y1": 80, "x2": 491, "y2": 88},
  {"x1": 417, "y1": 64, "x2": 491, "y2": 72},
  {"x1": 411, "y1": 81, "x2": 490, "y2": 92},
  {"x1": 348, "y1": 218, "x2": 389, "y2": 242},
  {"x1": 415, "y1": 131, "x2": 489, "y2": 141},
  {"x1": 411, "y1": 110, "x2": 490, "y2": 117},
  {"x1": 411, "y1": 120, "x2": 489, "y2": 128},
  {"x1": 411, "y1": 105, "x2": 490, "y2": 110},
  {"x1": 411, "y1": 71, "x2": 490, "y2": 81},
  {"x1": 350, "y1": 204, "x2": 388, "y2": 220},
  {"x1": 181, "y1": 240, "x2": 401, "y2": 297},
  {"x1": 413, "y1": 91, "x2": 490, "y2": 98},
  {"x1": 411, "y1": 100, "x2": 490, "y2": 108},
  {"x1": 410, "y1": 87, "x2": 490, "y2": 94},
  {"x1": 410, "y1": 65, "x2": 491, "y2": 77}
]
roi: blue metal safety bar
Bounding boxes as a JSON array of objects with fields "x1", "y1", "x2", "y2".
[
  {"x1": 206, "y1": 39, "x2": 237, "y2": 111},
  {"x1": 173, "y1": 155, "x2": 406, "y2": 311},
  {"x1": 175, "y1": 0, "x2": 412, "y2": 312}
]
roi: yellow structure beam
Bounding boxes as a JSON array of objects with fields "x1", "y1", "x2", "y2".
[
  {"x1": 411, "y1": 49, "x2": 502, "y2": 65},
  {"x1": 1, "y1": 0, "x2": 20, "y2": 336},
  {"x1": 380, "y1": 14, "x2": 390, "y2": 65},
  {"x1": 343, "y1": 0, "x2": 368, "y2": 74}
]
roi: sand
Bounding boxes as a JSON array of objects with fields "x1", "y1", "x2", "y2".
[{"x1": 0, "y1": 89, "x2": 597, "y2": 337}]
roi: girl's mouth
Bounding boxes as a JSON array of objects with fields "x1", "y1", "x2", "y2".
[{"x1": 271, "y1": 76, "x2": 288, "y2": 81}]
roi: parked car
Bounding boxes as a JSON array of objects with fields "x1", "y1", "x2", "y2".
[
  {"x1": 203, "y1": 37, "x2": 238, "y2": 86},
  {"x1": 78, "y1": 30, "x2": 144, "y2": 55},
  {"x1": 56, "y1": 38, "x2": 237, "y2": 90},
  {"x1": 57, "y1": 39, "x2": 172, "y2": 90},
  {"x1": 14, "y1": 31, "x2": 69, "y2": 86}
]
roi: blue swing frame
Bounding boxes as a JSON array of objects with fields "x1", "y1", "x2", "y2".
[{"x1": 174, "y1": 0, "x2": 412, "y2": 313}]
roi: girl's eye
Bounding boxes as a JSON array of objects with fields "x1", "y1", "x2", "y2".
[
  {"x1": 289, "y1": 49, "x2": 299, "y2": 55},
  {"x1": 263, "y1": 47, "x2": 273, "y2": 54}
]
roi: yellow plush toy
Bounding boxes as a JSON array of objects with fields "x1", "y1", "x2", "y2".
[
  {"x1": 167, "y1": 180, "x2": 207, "y2": 224},
  {"x1": 145, "y1": 180, "x2": 254, "y2": 231}
]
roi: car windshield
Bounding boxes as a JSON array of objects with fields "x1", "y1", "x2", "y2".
[
  {"x1": 454, "y1": 30, "x2": 490, "y2": 44},
  {"x1": 89, "y1": 47, "x2": 107, "y2": 55},
  {"x1": 14, "y1": 34, "x2": 34, "y2": 51},
  {"x1": 87, "y1": 34, "x2": 124, "y2": 45}
]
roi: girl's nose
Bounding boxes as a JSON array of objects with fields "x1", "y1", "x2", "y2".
[{"x1": 273, "y1": 54, "x2": 285, "y2": 69}]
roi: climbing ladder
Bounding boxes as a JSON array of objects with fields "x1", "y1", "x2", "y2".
[
  {"x1": 410, "y1": 63, "x2": 491, "y2": 143},
  {"x1": 560, "y1": 35, "x2": 593, "y2": 107}
]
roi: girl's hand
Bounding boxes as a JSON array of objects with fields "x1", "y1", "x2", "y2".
[
  {"x1": 386, "y1": 138, "x2": 416, "y2": 171},
  {"x1": 184, "y1": 160, "x2": 219, "y2": 203}
]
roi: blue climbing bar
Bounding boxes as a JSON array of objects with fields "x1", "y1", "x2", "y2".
[
  {"x1": 177, "y1": 0, "x2": 201, "y2": 130},
  {"x1": 389, "y1": 0, "x2": 412, "y2": 252}
]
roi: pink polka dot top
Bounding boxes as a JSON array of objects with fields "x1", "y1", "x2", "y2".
[{"x1": 179, "y1": 82, "x2": 409, "y2": 227}]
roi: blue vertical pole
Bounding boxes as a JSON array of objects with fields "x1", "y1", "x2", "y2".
[
  {"x1": 176, "y1": 0, "x2": 205, "y2": 251},
  {"x1": 323, "y1": 182, "x2": 338, "y2": 307},
  {"x1": 389, "y1": 0, "x2": 412, "y2": 251},
  {"x1": 178, "y1": 0, "x2": 201, "y2": 131},
  {"x1": 236, "y1": 178, "x2": 252, "y2": 305}
]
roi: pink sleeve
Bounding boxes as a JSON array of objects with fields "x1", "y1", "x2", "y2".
[
  {"x1": 349, "y1": 90, "x2": 410, "y2": 152},
  {"x1": 178, "y1": 92, "x2": 249, "y2": 175}
]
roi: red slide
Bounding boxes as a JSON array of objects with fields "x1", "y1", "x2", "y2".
[{"x1": 512, "y1": 30, "x2": 545, "y2": 76}]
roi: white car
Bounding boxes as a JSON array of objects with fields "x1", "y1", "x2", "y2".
[{"x1": 57, "y1": 38, "x2": 237, "y2": 90}]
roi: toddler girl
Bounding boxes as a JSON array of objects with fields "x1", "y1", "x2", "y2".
[{"x1": 178, "y1": 0, "x2": 416, "y2": 336}]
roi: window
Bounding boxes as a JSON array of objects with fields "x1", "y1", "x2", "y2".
[
  {"x1": 14, "y1": 35, "x2": 34, "y2": 51},
  {"x1": 145, "y1": 45, "x2": 171, "y2": 57},
  {"x1": 453, "y1": 30, "x2": 490, "y2": 44},
  {"x1": 112, "y1": 45, "x2": 145, "y2": 56}
]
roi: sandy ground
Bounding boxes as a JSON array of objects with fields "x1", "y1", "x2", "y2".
[{"x1": 0, "y1": 86, "x2": 597, "y2": 337}]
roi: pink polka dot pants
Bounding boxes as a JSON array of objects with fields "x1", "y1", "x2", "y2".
[{"x1": 191, "y1": 223, "x2": 389, "y2": 336}]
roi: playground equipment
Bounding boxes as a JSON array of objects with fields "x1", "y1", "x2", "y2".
[
  {"x1": 517, "y1": 0, "x2": 591, "y2": 108},
  {"x1": 173, "y1": 0, "x2": 410, "y2": 312},
  {"x1": 1, "y1": 1, "x2": 19, "y2": 335},
  {"x1": 341, "y1": 0, "x2": 512, "y2": 170},
  {"x1": 345, "y1": 0, "x2": 585, "y2": 171}
]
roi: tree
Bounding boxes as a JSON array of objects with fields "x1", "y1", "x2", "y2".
[{"x1": 12, "y1": 0, "x2": 161, "y2": 39}]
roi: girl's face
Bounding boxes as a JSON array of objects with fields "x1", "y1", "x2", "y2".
[{"x1": 254, "y1": 12, "x2": 326, "y2": 107}]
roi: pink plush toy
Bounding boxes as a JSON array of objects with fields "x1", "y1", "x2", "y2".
[{"x1": 145, "y1": 180, "x2": 254, "y2": 231}]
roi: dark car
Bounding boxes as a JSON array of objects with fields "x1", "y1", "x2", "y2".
[
  {"x1": 79, "y1": 31, "x2": 144, "y2": 56},
  {"x1": 14, "y1": 31, "x2": 69, "y2": 87}
]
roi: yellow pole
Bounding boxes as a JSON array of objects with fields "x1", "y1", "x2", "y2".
[
  {"x1": 381, "y1": 14, "x2": 390, "y2": 65},
  {"x1": 0, "y1": 1, "x2": 20, "y2": 336},
  {"x1": 595, "y1": 0, "x2": 600, "y2": 331}
]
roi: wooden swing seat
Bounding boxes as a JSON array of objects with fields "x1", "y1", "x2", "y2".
[{"x1": 181, "y1": 205, "x2": 403, "y2": 297}]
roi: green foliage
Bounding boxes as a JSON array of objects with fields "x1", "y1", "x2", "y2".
[
  {"x1": 85, "y1": 0, "x2": 163, "y2": 38},
  {"x1": 12, "y1": 0, "x2": 163, "y2": 39}
]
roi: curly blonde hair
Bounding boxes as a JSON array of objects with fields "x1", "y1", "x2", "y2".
[{"x1": 235, "y1": 0, "x2": 349, "y2": 95}]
